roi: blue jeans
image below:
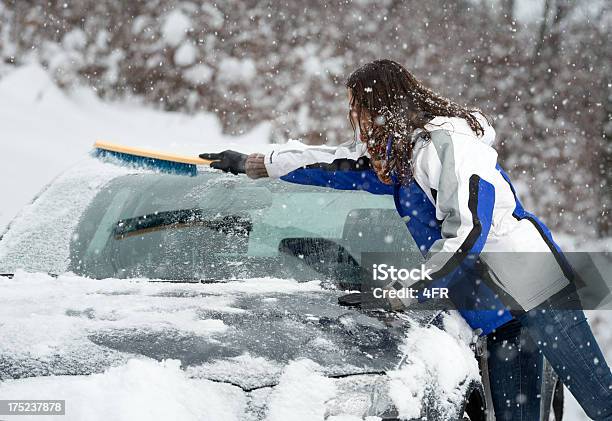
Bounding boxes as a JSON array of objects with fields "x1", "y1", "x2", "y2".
[{"x1": 487, "y1": 287, "x2": 612, "y2": 420}]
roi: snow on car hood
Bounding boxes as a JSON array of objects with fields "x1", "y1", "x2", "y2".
[
  {"x1": 0, "y1": 357, "x2": 389, "y2": 421},
  {"x1": 0, "y1": 272, "x2": 435, "y2": 383},
  {"x1": 0, "y1": 272, "x2": 478, "y2": 420}
]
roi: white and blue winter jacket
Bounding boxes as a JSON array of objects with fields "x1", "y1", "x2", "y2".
[{"x1": 264, "y1": 114, "x2": 576, "y2": 334}]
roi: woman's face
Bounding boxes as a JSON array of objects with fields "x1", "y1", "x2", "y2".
[{"x1": 347, "y1": 89, "x2": 392, "y2": 185}]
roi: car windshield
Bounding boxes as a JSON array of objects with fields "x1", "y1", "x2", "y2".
[{"x1": 68, "y1": 172, "x2": 422, "y2": 282}]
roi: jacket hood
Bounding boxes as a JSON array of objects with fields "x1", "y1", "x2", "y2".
[{"x1": 425, "y1": 112, "x2": 496, "y2": 146}]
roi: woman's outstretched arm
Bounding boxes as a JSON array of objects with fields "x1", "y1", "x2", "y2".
[{"x1": 208, "y1": 141, "x2": 394, "y2": 195}]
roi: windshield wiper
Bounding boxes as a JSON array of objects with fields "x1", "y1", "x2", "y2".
[{"x1": 114, "y1": 209, "x2": 252, "y2": 239}]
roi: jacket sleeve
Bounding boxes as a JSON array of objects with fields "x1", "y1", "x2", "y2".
[
  {"x1": 264, "y1": 140, "x2": 394, "y2": 195},
  {"x1": 264, "y1": 139, "x2": 367, "y2": 177},
  {"x1": 414, "y1": 129, "x2": 497, "y2": 289}
]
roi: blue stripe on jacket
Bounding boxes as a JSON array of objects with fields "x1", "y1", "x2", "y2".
[
  {"x1": 423, "y1": 176, "x2": 513, "y2": 334},
  {"x1": 281, "y1": 167, "x2": 394, "y2": 195},
  {"x1": 496, "y1": 164, "x2": 576, "y2": 282}
]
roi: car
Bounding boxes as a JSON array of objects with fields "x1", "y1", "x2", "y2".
[{"x1": 0, "y1": 157, "x2": 563, "y2": 420}]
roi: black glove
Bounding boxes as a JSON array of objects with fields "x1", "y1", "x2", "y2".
[{"x1": 199, "y1": 150, "x2": 247, "y2": 175}]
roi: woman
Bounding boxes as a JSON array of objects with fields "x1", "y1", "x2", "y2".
[{"x1": 201, "y1": 59, "x2": 612, "y2": 420}]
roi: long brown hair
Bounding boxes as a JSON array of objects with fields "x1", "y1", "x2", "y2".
[{"x1": 346, "y1": 59, "x2": 487, "y2": 184}]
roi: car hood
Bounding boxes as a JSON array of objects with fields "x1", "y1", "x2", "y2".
[{"x1": 0, "y1": 272, "x2": 440, "y2": 391}]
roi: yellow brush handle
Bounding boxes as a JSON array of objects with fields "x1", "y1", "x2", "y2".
[{"x1": 94, "y1": 140, "x2": 213, "y2": 165}]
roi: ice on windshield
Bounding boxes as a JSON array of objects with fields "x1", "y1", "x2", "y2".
[
  {"x1": 0, "y1": 158, "x2": 137, "y2": 274},
  {"x1": 0, "y1": 164, "x2": 422, "y2": 282},
  {"x1": 63, "y1": 172, "x2": 418, "y2": 281}
]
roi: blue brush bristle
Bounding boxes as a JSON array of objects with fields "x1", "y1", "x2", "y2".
[{"x1": 93, "y1": 148, "x2": 197, "y2": 176}]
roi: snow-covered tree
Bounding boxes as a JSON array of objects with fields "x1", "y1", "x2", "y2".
[{"x1": 0, "y1": 0, "x2": 609, "y2": 238}]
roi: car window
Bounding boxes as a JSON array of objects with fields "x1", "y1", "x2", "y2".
[{"x1": 69, "y1": 173, "x2": 422, "y2": 282}]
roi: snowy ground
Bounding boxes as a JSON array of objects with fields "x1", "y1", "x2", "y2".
[{"x1": 0, "y1": 64, "x2": 611, "y2": 420}]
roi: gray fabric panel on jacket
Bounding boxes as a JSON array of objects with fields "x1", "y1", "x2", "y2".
[{"x1": 428, "y1": 130, "x2": 462, "y2": 254}]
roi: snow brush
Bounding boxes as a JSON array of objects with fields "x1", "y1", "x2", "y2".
[{"x1": 92, "y1": 141, "x2": 212, "y2": 176}]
